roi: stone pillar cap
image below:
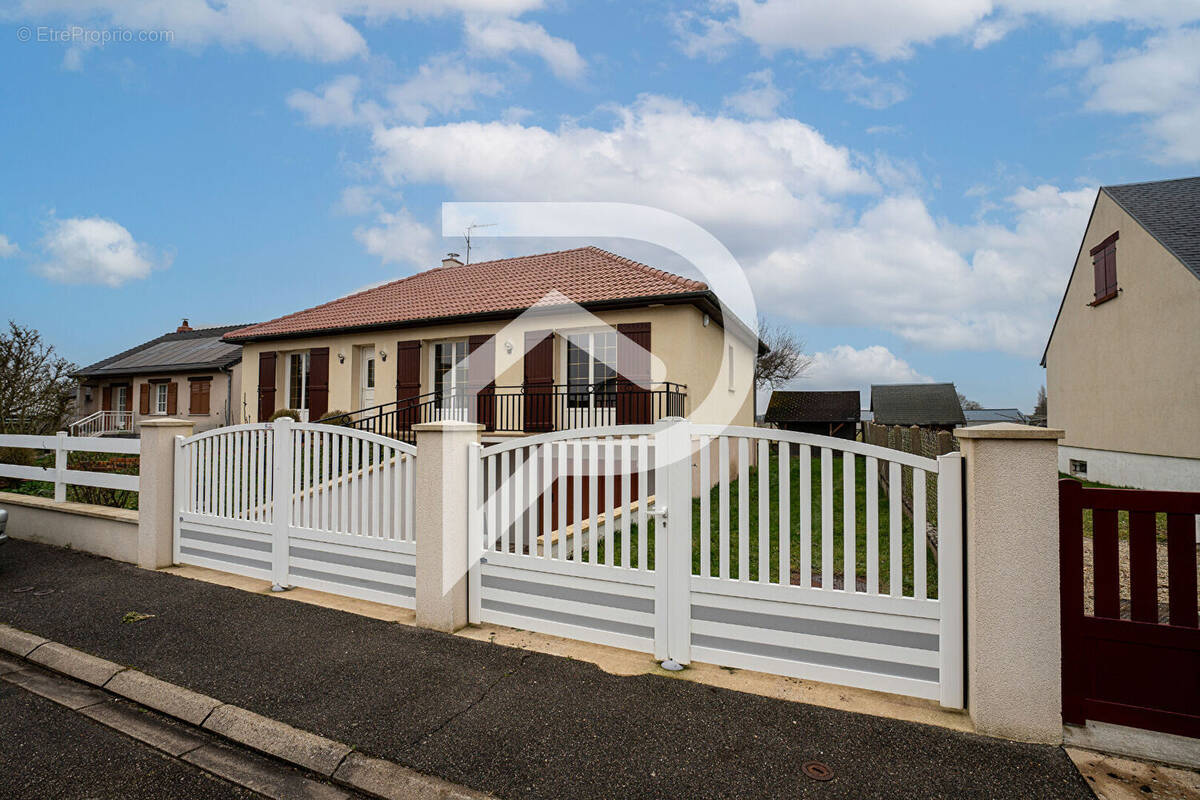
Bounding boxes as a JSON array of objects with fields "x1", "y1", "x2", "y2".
[
  {"x1": 954, "y1": 423, "x2": 1064, "y2": 440},
  {"x1": 412, "y1": 420, "x2": 485, "y2": 432},
  {"x1": 138, "y1": 418, "x2": 195, "y2": 428}
]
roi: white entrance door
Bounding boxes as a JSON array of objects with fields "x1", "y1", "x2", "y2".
[{"x1": 360, "y1": 347, "x2": 376, "y2": 409}]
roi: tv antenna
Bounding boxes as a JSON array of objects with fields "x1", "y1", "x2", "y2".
[{"x1": 464, "y1": 223, "x2": 496, "y2": 265}]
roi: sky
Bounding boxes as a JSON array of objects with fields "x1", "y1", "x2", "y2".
[{"x1": 2, "y1": 1, "x2": 1199, "y2": 412}]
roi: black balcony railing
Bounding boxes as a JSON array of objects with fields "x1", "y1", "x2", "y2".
[{"x1": 320, "y1": 382, "x2": 687, "y2": 443}]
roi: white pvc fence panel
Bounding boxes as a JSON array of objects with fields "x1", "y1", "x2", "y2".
[
  {"x1": 0, "y1": 432, "x2": 140, "y2": 501},
  {"x1": 469, "y1": 420, "x2": 964, "y2": 707},
  {"x1": 175, "y1": 420, "x2": 417, "y2": 607}
]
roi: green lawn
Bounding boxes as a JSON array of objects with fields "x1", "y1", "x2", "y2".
[
  {"x1": 1061, "y1": 473, "x2": 1169, "y2": 541},
  {"x1": 594, "y1": 451, "x2": 939, "y2": 597}
]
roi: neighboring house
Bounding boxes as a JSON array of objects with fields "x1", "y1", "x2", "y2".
[
  {"x1": 963, "y1": 408, "x2": 1026, "y2": 426},
  {"x1": 1042, "y1": 176, "x2": 1200, "y2": 491},
  {"x1": 870, "y1": 383, "x2": 965, "y2": 431},
  {"x1": 224, "y1": 247, "x2": 760, "y2": 440},
  {"x1": 72, "y1": 321, "x2": 247, "y2": 435},
  {"x1": 763, "y1": 390, "x2": 860, "y2": 440}
]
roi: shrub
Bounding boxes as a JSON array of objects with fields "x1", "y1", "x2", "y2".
[
  {"x1": 317, "y1": 410, "x2": 351, "y2": 426},
  {"x1": 269, "y1": 408, "x2": 301, "y2": 422}
]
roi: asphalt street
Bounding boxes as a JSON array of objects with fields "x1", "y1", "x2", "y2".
[{"x1": 0, "y1": 539, "x2": 1097, "y2": 800}]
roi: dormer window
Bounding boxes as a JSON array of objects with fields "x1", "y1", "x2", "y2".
[{"x1": 1090, "y1": 231, "x2": 1118, "y2": 305}]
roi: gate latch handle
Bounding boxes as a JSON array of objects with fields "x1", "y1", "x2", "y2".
[{"x1": 649, "y1": 504, "x2": 668, "y2": 521}]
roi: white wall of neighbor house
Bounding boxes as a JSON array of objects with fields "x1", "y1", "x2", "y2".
[
  {"x1": 1045, "y1": 191, "x2": 1200, "y2": 464},
  {"x1": 239, "y1": 303, "x2": 757, "y2": 427},
  {"x1": 1059, "y1": 444, "x2": 1200, "y2": 492},
  {"x1": 77, "y1": 365, "x2": 240, "y2": 433}
]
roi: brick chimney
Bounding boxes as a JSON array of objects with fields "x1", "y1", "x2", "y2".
[{"x1": 177, "y1": 318, "x2": 192, "y2": 332}]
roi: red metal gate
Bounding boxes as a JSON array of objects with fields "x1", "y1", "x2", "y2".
[{"x1": 1060, "y1": 479, "x2": 1200, "y2": 738}]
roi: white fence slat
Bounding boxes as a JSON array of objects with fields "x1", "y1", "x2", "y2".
[
  {"x1": 844, "y1": 452, "x2": 856, "y2": 593},
  {"x1": 866, "y1": 456, "x2": 879, "y2": 595},
  {"x1": 718, "y1": 436, "x2": 730, "y2": 580},
  {"x1": 527, "y1": 445, "x2": 538, "y2": 556},
  {"x1": 557, "y1": 442, "x2": 568, "y2": 560},
  {"x1": 821, "y1": 447, "x2": 832, "y2": 590},
  {"x1": 738, "y1": 436, "x2": 749, "y2": 583},
  {"x1": 698, "y1": 435, "x2": 711, "y2": 578},
  {"x1": 889, "y1": 461, "x2": 902, "y2": 597},
  {"x1": 59, "y1": 470, "x2": 139, "y2": 492},
  {"x1": 937, "y1": 451, "x2": 964, "y2": 709},
  {"x1": 757, "y1": 438, "x2": 769, "y2": 584},
  {"x1": 604, "y1": 437, "x2": 615, "y2": 568},
  {"x1": 487, "y1": 454, "x2": 498, "y2": 553},
  {"x1": 573, "y1": 441, "x2": 584, "y2": 562},
  {"x1": 799, "y1": 444, "x2": 812, "y2": 588},
  {"x1": 636, "y1": 435, "x2": 648, "y2": 570},
  {"x1": 778, "y1": 442, "x2": 789, "y2": 585},
  {"x1": 513, "y1": 448, "x2": 525, "y2": 554},
  {"x1": 541, "y1": 443, "x2": 552, "y2": 559},
  {"x1": 914, "y1": 469, "x2": 927, "y2": 601},
  {"x1": 586, "y1": 440, "x2": 598, "y2": 562}
]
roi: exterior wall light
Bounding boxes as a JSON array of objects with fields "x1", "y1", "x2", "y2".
[{"x1": 337, "y1": 351, "x2": 345, "y2": 364}]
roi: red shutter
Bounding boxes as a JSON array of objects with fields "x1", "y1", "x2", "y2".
[
  {"x1": 617, "y1": 322, "x2": 652, "y2": 424},
  {"x1": 258, "y1": 351, "x2": 277, "y2": 422},
  {"x1": 1090, "y1": 232, "x2": 1119, "y2": 302},
  {"x1": 101, "y1": 386, "x2": 112, "y2": 411},
  {"x1": 1103, "y1": 246, "x2": 1118, "y2": 297},
  {"x1": 395, "y1": 340, "x2": 422, "y2": 429},
  {"x1": 139, "y1": 384, "x2": 151, "y2": 415},
  {"x1": 308, "y1": 347, "x2": 329, "y2": 421},
  {"x1": 468, "y1": 334, "x2": 496, "y2": 431},
  {"x1": 523, "y1": 331, "x2": 554, "y2": 432},
  {"x1": 166, "y1": 382, "x2": 178, "y2": 415},
  {"x1": 1093, "y1": 251, "x2": 1106, "y2": 300}
]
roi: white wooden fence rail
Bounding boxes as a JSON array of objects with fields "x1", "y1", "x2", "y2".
[{"x1": 0, "y1": 432, "x2": 140, "y2": 501}]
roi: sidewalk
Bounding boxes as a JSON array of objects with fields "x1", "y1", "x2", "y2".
[{"x1": 0, "y1": 540, "x2": 1092, "y2": 800}]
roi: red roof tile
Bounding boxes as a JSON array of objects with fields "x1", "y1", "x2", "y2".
[{"x1": 224, "y1": 247, "x2": 709, "y2": 341}]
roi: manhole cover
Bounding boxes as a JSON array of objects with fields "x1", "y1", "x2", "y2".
[
  {"x1": 32, "y1": 589, "x2": 55, "y2": 596},
  {"x1": 802, "y1": 761, "x2": 834, "y2": 781},
  {"x1": 11, "y1": 586, "x2": 35, "y2": 594}
]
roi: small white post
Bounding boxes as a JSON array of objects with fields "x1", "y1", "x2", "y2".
[
  {"x1": 137, "y1": 418, "x2": 195, "y2": 570},
  {"x1": 54, "y1": 431, "x2": 67, "y2": 503},
  {"x1": 271, "y1": 418, "x2": 293, "y2": 591},
  {"x1": 955, "y1": 422, "x2": 1065, "y2": 743},
  {"x1": 173, "y1": 435, "x2": 187, "y2": 566},
  {"x1": 654, "y1": 417, "x2": 692, "y2": 668},
  {"x1": 413, "y1": 419, "x2": 483, "y2": 632},
  {"x1": 467, "y1": 441, "x2": 483, "y2": 626},
  {"x1": 936, "y1": 451, "x2": 963, "y2": 710}
]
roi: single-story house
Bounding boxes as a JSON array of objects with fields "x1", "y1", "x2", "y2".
[
  {"x1": 71, "y1": 321, "x2": 247, "y2": 435},
  {"x1": 870, "y1": 383, "x2": 965, "y2": 431},
  {"x1": 963, "y1": 408, "x2": 1026, "y2": 426},
  {"x1": 223, "y1": 247, "x2": 760, "y2": 440},
  {"x1": 763, "y1": 390, "x2": 860, "y2": 440},
  {"x1": 1042, "y1": 176, "x2": 1200, "y2": 491}
]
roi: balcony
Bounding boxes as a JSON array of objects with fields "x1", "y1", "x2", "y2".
[{"x1": 324, "y1": 382, "x2": 687, "y2": 442}]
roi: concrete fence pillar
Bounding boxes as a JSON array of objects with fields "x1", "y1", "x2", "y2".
[
  {"x1": 137, "y1": 418, "x2": 194, "y2": 570},
  {"x1": 413, "y1": 420, "x2": 483, "y2": 633},
  {"x1": 955, "y1": 422, "x2": 1065, "y2": 743}
]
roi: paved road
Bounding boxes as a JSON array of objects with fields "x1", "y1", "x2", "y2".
[
  {"x1": 0, "y1": 680, "x2": 261, "y2": 800},
  {"x1": 0, "y1": 540, "x2": 1095, "y2": 800}
]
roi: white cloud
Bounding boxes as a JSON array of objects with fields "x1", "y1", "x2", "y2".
[
  {"x1": 1067, "y1": 27, "x2": 1200, "y2": 163},
  {"x1": 463, "y1": 17, "x2": 585, "y2": 79},
  {"x1": 37, "y1": 216, "x2": 168, "y2": 287},
  {"x1": 800, "y1": 345, "x2": 932, "y2": 394},
  {"x1": 288, "y1": 75, "x2": 368, "y2": 127},
  {"x1": 11, "y1": 0, "x2": 548, "y2": 62},
  {"x1": 0, "y1": 235, "x2": 18, "y2": 257},
  {"x1": 722, "y1": 69, "x2": 786, "y2": 118},
  {"x1": 821, "y1": 61, "x2": 909, "y2": 109},
  {"x1": 354, "y1": 208, "x2": 437, "y2": 267},
  {"x1": 681, "y1": 0, "x2": 1200, "y2": 61},
  {"x1": 336, "y1": 185, "x2": 383, "y2": 216}
]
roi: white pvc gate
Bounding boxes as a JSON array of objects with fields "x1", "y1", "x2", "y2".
[
  {"x1": 469, "y1": 420, "x2": 964, "y2": 707},
  {"x1": 174, "y1": 419, "x2": 417, "y2": 608}
]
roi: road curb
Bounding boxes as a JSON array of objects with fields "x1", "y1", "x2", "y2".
[{"x1": 0, "y1": 624, "x2": 492, "y2": 800}]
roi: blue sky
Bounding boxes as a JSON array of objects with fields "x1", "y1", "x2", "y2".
[{"x1": 3, "y1": 1, "x2": 1198, "y2": 410}]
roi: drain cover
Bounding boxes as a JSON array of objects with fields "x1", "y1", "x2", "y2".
[
  {"x1": 11, "y1": 586, "x2": 35, "y2": 594},
  {"x1": 802, "y1": 761, "x2": 834, "y2": 782}
]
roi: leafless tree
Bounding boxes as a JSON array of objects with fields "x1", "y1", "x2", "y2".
[
  {"x1": 958, "y1": 393, "x2": 983, "y2": 411},
  {"x1": 754, "y1": 317, "x2": 812, "y2": 390},
  {"x1": 1032, "y1": 385, "x2": 1047, "y2": 423},
  {"x1": 0, "y1": 321, "x2": 77, "y2": 435}
]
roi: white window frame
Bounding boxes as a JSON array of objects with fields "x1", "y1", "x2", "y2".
[
  {"x1": 285, "y1": 351, "x2": 311, "y2": 411},
  {"x1": 430, "y1": 340, "x2": 469, "y2": 417},
  {"x1": 115, "y1": 385, "x2": 128, "y2": 412},
  {"x1": 155, "y1": 383, "x2": 169, "y2": 415},
  {"x1": 561, "y1": 329, "x2": 618, "y2": 412}
]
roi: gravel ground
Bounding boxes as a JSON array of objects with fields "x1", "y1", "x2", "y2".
[
  {"x1": 1082, "y1": 536, "x2": 1200, "y2": 621},
  {"x1": 0, "y1": 540, "x2": 1095, "y2": 800}
]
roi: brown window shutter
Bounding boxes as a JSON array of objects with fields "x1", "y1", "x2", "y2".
[
  {"x1": 166, "y1": 382, "x2": 178, "y2": 415},
  {"x1": 395, "y1": 340, "x2": 422, "y2": 429},
  {"x1": 258, "y1": 351, "x2": 277, "y2": 422},
  {"x1": 190, "y1": 380, "x2": 211, "y2": 415},
  {"x1": 523, "y1": 330, "x2": 554, "y2": 432},
  {"x1": 1092, "y1": 251, "x2": 1106, "y2": 299},
  {"x1": 468, "y1": 334, "x2": 496, "y2": 430},
  {"x1": 1104, "y1": 246, "x2": 1118, "y2": 297},
  {"x1": 616, "y1": 322, "x2": 652, "y2": 424},
  {"x1": 101, "y1": 386, "x2": 113, "y2": 411},
  {"x1": 308, "y1": 347, "x2": 329, "y2": 421},
  {"x1": 139, "y1": 384, "x2": 151, "y2": 415}
]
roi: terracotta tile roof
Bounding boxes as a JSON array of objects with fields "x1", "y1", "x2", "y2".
[{"x1": 225, "y1": 247, "x2": 710, "y2": 342}]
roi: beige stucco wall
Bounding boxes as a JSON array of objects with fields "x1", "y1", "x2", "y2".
[
  {"x1": 239, "y1": 302, "x2": 757, "y2": 428},
  {"x1": 77, "y1": 364, "x2": 240, "y2": 433},
  {"x1": 1045, "y1": 191, "x2": 1200, "y2": 460},
  {"x1": 0, "y1": 491, "x2": 139, "y2": 563}
]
